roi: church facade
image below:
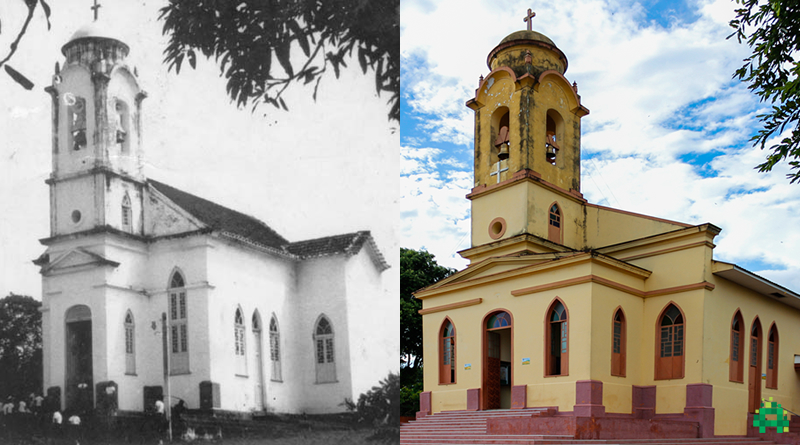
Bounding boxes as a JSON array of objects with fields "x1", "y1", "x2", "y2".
[
  {"x1": 35, "y1": 23, "x2": 389, "y2": 416},
  {"x1": 415, "y1": 24, "x2": 800, "y2": 437}
]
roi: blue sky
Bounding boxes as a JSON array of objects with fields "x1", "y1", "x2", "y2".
[{"x1": 400, "y1": 0, "x2": 800, "y2": 293}]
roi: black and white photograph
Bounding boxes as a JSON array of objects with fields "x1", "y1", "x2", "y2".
[{"x1": 1, "y1": 0, "x2": 399, "y2": 443}]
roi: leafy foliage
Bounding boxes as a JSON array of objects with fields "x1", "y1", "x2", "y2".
[
  {"x1": 0, "y1": 294, "x2": 42, "y2": 399},
  {"x1": 730, "y1": 0, "x2": 800, "y2": 183},
  {"x1": 400, "y1": 374, "x2": 422, "y2": 417},
  {"x1": 0, "y1": 0, "x2": 51, "y2": 90},
  {"x1": 159, "y1": 0, "x2": 399, "y2": 121},
  {"x1": 343, "y1": 372, "x2": 400, "y2": 443},
  {"x1": 400, "y1": 248, "x2": 454, "y2": 374}
]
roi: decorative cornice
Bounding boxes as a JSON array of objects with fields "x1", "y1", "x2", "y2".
[
  {"x1": 466, "y1": 168, "x2": 585, "y2": 202},
  {"x1": 512, "y1": 275, "x2": 714, "y2": 298},
  {"x1": 419, "y1": 298, "x2": 483, "y2": 315}
]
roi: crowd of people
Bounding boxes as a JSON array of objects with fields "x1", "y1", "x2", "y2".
[{"x1": 0, "y1": 392, "x2": 188, "y2": 444}]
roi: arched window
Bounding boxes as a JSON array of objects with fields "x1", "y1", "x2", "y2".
[
  {"x1": 124, "y1": 310, "x2": 135, "y2": 375},
  {"x1": 656, "y1": 303, "x2": 685, "y2": 380},
  {"x1": 611, "y1": 308, "x2": 626, "y2": 377},
  {"x1": 314, "y1": 316, "x2": 336, "y2": 383},
  {"x1": 114, "y1": 99, "x2": 129, "y2": 152},
  {"x1": 548, "y1": 203, "x2": 562, "y2": 243},
  {"x1": 234, "y1": 307, "x2": 247, "y2": 375},
  {"x1": 729, "y1": 310, "x2": 745, "y2": 383},
  {"x1": 168, "y1": 270, "x2": 189, "y2": 374},
  {"x1": 66, "y1": 94, "x2": 87, "y2": 151},
  {"x1": 546, "y1": 299, "x2": 568, "y2": 376},
  {"x1": 121, "y1": 193, "x2": 132, "y2": 233},
  {"x1": 439, "y1": 319, "x2": 456, "y2": 384},
  {"x1": 493, "y1": 107, "x2": 511, "y2": 162},
  {"x1": 269, "y1": 315, "x2": 282, "y2": 382},
  {"x1": 545, "y1": 110, "x2": 563, "y2": 165},
  {"x1": 766, "y1": 324, "x2": 779, "y2": 389},
  {"x1": 748, "y1": 318, "x2": 763, "y2": 413}
]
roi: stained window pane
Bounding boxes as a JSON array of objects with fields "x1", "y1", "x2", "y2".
[
  {"x1": 179, "y1": 293, "x2": 186, "y2": 319},
  {"x1": 170, "y1": 294, "x2": 177, "y2": 320},
  {"x1": 768, "y1": 343, "x2": 774, "y2": 369},
  {"x1": 673, "y1": 325, "x2": 683, "y2": 356},
  {"x1": 171, "y1": 326, "x2": 179, "y2": 353},
  {"x1": 732, "y1": 331, "x2": 739, "y2": 361},
  {"x1": 750, "y1": 338, "x2": 758, "y2": 366},
  {"x1": 325, "y1": 338, "x2": 334, "y2": 363},
  {"x1": 180, "y1": 324, "x2": 187, "y2": 352},
  {"x1": 316, "y1": 339, "x2": 324, "y2": 364}
]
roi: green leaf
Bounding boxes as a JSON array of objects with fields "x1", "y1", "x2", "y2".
[
  {"x1": 5, "y1": 65, "x2": 34, "y2": 90},
  {"x1": 187, "y1": 49, "x2": 196, "y2": 70},
  {"x1": 275, "y1": 41, "x2": 293, "y2": 77}
]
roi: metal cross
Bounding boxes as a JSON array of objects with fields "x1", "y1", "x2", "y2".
[
  {"x1": 523, "y1": 8, "x2": 536, "y2": 31},
  {"x1": 91, "y1": 0, "x2": 102, "y2": 21},
  {"x1": 489, "y1": 160, "x2": 509, "y2": 184}
]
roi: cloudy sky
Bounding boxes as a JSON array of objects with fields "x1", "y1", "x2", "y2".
[
  {"x1": 0, "y1": 0, "x2": 398, "y2": 344},
  {"x1": 400, "y1": 0, "x2": 800, "y2": 293}
]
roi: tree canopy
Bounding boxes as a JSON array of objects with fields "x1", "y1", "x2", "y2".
[
  {"x1": 730, "y1": 0, "x2": 800, "y2": 183},
  {"x1": 159, "y1": 0, "x2": 399, "y2": 121},
  {"x1": 400, "y1": 248, "x2": 454, "y2": 374},
  {"x1": 0, "y1": 0, "x2": 52, "y2": 90},
  {"x1": 0, "y1": 294, "x2": 42, "y2": 399}
]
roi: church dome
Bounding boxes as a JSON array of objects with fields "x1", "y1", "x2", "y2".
[
  {"x1": 487, "y1": 28, "x2": 568, "y2": 76},
  {"x1": 61, "y1": 21, "x2": 129, "y2": 56},
  {"x1": 498, "y1": 30, "x2": 557, "y2": 47}
]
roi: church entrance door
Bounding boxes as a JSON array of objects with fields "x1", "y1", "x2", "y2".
[
  {"x1": 482, "y1": 311, "x2": 512, "y2": 410},
  {"x1": 65, "y1": 305, "x2": 93, "y2": 414},
  {"x1": 254, "y1": 328, "x2": 266, "y2": 410},
  {"x1": 748, "y1": 319, "x2": 762, "y2": 413}
]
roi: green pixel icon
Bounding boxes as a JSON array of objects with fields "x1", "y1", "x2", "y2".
[{"x1": 753, "y1": 397, "x2": 790, "y2": 434}]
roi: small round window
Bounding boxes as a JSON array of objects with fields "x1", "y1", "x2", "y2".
[
  {"x1": 488, "y1": 217, "x2": 506, "y2": 240},
  {"x1": 71, "y1": 210, "x2": 82, "y2": 224}
]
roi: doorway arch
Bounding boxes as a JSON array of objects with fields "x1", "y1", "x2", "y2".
[{"x1": 65, "y1": 305, "x2": 93, "y2": 413}]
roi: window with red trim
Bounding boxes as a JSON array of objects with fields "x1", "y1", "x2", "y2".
[
  {"x1": 655, "y1": 304, "x2": 684, "y2": 380},
  {"x1": 548, "y1": 204, "x2": 562, "y2": 243},
  {"x1": 611, "y1": 309, "x2": 626, "y2": 377},
  {"x1": 546, "y1": 300, "x2": 568, "y2": 376},
  {"x1": 729, "y1": 311, "x2": 744, "y2": 382},
  {"x1": 439, "y1": 320, "x2": 456, "y2": 384},
  {"x1": 766, "y1": 324, "x2": 779, "y2": 389}
]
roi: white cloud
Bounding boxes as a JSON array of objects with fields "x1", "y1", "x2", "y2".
[{"x1": 401, "y1": 0, "x2": 800, "y2": 291}]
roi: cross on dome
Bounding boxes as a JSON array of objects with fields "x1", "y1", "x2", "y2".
[
  {"x1": 91, "y1": 0, "x2": 102, "y2": 21},
  {"x1": 523, "y1": 8, "x2": 536, "y2": 31}
]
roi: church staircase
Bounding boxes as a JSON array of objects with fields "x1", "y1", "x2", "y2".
[{"x1": 401, "y1": 410, "x2": 779, "y2": 445}]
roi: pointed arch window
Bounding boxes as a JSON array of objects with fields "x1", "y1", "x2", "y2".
[
  {"x1": 269, "y1": 315, "x2": 282, "y2": 382},
  {"x1": 611, "y1": 308, "x2": 626, "y2": 377},
  {"x1": 121, "y1": 193, "x2": 132, "y2": 233},
  {"x1": 439, "y1": 319, "x2": 456, "y2": 384},
  {"x1": 546, "y1": 300, "x2": 568, "y2": 376},
  {"x1": 730, "y1": 311, "x2": 745, "y2": 383},
  {"x1": 766, "y1": 324, "x2": 779, "y2": 389},
  {"x1": 124, "y1": 310, "x2": 135, "y2": 375},
  {"x1": 548, "y1": 203, "x2": 562, "y2": 243},
  {"x1": 67, "y1": 94, "x2": 87, "y2": 151},
  {"x1": 314, "y1": 316, "x2": 336, "y2": 383},
  {"x1": 168, "y1": 270, "x2": 189, "y2": 374},
  {"x1": 656, "y1": 303, "x2": 685, "y2": 380},
  {"x1": 234, "y1": 307, "x2": 247, "y2": 376}
]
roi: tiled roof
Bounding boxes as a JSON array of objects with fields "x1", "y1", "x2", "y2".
[
  {"x1": 148, "y1": 179, "x2": 289, "y2": 250},
  {"x1": 287, "y1": 231, "x2": 390, "y2": 271}
]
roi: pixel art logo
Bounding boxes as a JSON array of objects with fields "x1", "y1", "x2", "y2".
[{"x1": 753, "y1": 397, "x2": 790, "y2": 434}]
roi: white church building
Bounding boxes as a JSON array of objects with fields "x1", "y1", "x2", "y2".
[{"x1": 34, "y1": 22, "x2": 390, "y2": 416}]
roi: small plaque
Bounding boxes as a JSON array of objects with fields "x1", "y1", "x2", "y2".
[
  {"x1": 522, "y1": 358, "x2": 530, "y2": 365},
  {"x1": 464, "y1": 363, "x2": 472, "y2": 370}
]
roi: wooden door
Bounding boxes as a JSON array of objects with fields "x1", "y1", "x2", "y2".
[
  {"x1": 484, "y1": 331, "x2": 501, "y2": 410},
  {"x1": 66, "y1": 320, "x2": 93, "y2": 414},
  {"x1": 748, "y1": 325, "x2": 762, "y2": 413}
]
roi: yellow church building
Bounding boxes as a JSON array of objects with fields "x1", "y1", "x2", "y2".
[{"x1": 409, "y1": 18, "x2": 800, "y2": 442}]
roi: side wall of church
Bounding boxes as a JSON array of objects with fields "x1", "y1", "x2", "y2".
[
  {"x1": 344, "y1": 248, "x2": 394, "y2": 401},
  {"x1": 702, "y1": 278, "x2": 800, "y2": 435},
  {"x1": 295, "y1": 256, "x2": 354, "y2": 414},
  {"x1": 142, "y1": 236, "x2": 213, "y2": 410},
  {"x1": 205, "y1": 238, "x2": 296, "y2": 413}
]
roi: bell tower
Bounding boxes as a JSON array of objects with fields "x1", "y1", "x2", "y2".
[
  {"x1": 44, "y1": 11, "x2": 146, "y2": 238},
  {"x1": 464, "y1": 12, "x2": 590, "y2": 258}
]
